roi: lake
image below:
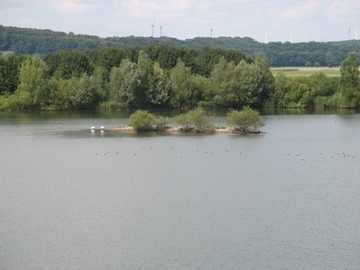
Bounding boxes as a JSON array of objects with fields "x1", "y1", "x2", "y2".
[{"x1": 1, "y1": 110, "x2": 360, "y2": 270}]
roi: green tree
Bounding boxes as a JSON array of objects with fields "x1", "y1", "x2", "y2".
[
  {"x1": 53, "y1": 78, "x2": 74, "y2": 110},
  {"x1": 43, "y1": 77, "x2": 57, "y2": 109},
  {"x1": 0, "y1": 55, "x2": 25, "y2": 94},
  {"x1": 137, "y1": 50, "x2": 154, "y2": 106},
  {"x1": 211, "y1": 58, "x2": 262, "y2": 107},
  {"x1": 109, "y1": 59, "x2": 141, "y2": 108},
  {"x1": 339, "y1": 52, "x2": 360, "y2": 107},
  {"x1": 98, "y1": 47, "x2": 125, "y2": 71},
  {"x1": 174, "y1": 112, "x2": 193, "y2": 130},
  {"x1": 91, "y1": 66, "x2": 109, "y2": 102},
  {"x1": 226, "y1": 106, "x2": 264, "y2": 133},
  {"x1": 268, "y1": 71, "x2": 287, "y2": 107},
  {"x1": 325, "y1": 51, "x2": 338, "y2": 68},
  {"x1": 282, "y1": 78, "x2": 308, "y2": 107},
  {"x1": 0, "y1": 71, "x2": 5, "y2": 95},
  {"x1": 15, "y1": 55, "x2": 48, "y2": 109},
  {"x1": 148, "y1": 62, "x2": 171, "y2": 106},
  {"x1": 170, "y1": 58, "x2": 198, "y2": 108},
  {"x1": 192, "y1": 74, "x2": 212, "y2": 106},
  {"x1": 255, "y1": 57, "x2": 275, "y2": 105},
  {"x1": 54, "y1": 50, "x2": 93, "y2": 79},
  {"x1": 187, "y1": 107, "x2": 215, "y2": 132},
  {"x1": 211, "y1": 57, "x2": 237, "y2": 106},
  {"x1": 128, "y1": 109, "x2": 156, "y2": 130},
  {"x1": 309, "y1": 72, "x2": 336, "y2": 97},
  {"x1": 52, "y1": 79, "x2": 66, "y2": 110},
  {"x1": 154, "y1": 116, "x2": 170, "y2": 129},
  {"x1": 234, "y1": 60, "x2": 262, "y2": 105},
  {"x1": 300, "y1": 87, "x2": 316, "y2": 107},
  {"x1": 175, "y1": 107, "x2": 215, "y2": 132},
  {"x1": 70, "y1": 73, "x2": 99, "y2": 110}
]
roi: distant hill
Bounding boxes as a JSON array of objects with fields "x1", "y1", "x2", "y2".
[{"x1": 1, "y1": 25, "x2": 360, "y2": 67}]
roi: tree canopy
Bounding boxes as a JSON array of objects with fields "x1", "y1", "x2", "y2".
[
  {"x1": 1, "y1": 25, "x2": 360, "y2": 67},
  {"x1": 339, "y1": 52, "x2": 360, "y2": 107},
  {"x1": 1, "y1": 46, "x2": 360, "y2": 110}
]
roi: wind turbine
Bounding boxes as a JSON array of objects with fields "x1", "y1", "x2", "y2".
[
  {"x1": 210, "y1": 27, "x2": 213, "y2": 38},
  {"x1": 289, "y1": 30, "x2": 296, "y2": 43},
  {"x1": 265, "y1": 30, "x2": 271, "y2": 44},
  {"x1": 151, "y1": 20, "x2": 155, "y2": 37},
  {"x1": 159, "y1": 24, "x2": 164, "y2": 37},
  {"x1": 355, "y1": 29, "x2": 359, "y2": 40},
  {"x1": 346, "y1": 22, "x2": 351, "y2": 40}
]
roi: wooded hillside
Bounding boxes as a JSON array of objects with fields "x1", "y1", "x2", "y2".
[{"x1": 1, "y1": 25, "x2": 360, "y2": 67}]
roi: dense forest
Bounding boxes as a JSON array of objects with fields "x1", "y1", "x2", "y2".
[
  {"x1": 0, "y1": 43, "x2": 359, "y2": 110},
  {"x1": 1, "y1": 25, "x2": 360, "y2": 67}
]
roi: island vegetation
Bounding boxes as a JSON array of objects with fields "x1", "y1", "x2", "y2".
[
  {"x1": 226, "y1": 106, "x2": 265, "y2": 133},
  {"x1": 128, "y1": 109, "x2": 170, "y2": 131},
  {"x1": 174, "y1": 107, "x2": 215, "y2": 132},
  {"x1": 126, "y1": 106, "x2": 264, "y2": 134}
]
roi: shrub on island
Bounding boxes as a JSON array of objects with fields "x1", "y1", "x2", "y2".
[
  {"x1": 128, "y1": 110, "x2": 170, "y2": 131},
  {"x1": 226, "y1": 106, "x2": 264, "y2": 133},
  {"x1": 154, "y1": 116, "x2": 171, "y2": 130},
  {"x1": 127, "y1": 107, "x2": 265, "y2": 134},
  {"x1": 175, "y1": 107, "x2": 215, "y2": 132}
]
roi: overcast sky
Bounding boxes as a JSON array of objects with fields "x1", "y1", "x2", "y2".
[{"x1": 1, "y1": 0, "x2": 360, "y2": 43}]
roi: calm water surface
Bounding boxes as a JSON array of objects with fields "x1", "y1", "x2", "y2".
[{"x1": 1, "y1": 111, "x2": 360, "y2": 270}]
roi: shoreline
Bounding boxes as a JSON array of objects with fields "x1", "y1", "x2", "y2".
[{"x1": 105, "y1": 126, "x2": 262, "y2": 134}]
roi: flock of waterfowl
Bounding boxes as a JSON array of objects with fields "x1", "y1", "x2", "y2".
[
  {"x1": 92, "y1": 143, "x2": 355, "y2": 162},
  {"x1": 87, "y1": 126, "x2": 356, "y2": 161},
  {"x1": 90, "y1": 126, "x2": 105, "y2": 131}
]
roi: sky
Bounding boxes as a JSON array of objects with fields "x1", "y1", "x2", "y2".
[{"x1": 1, "y1": 0, "x2": 360, "y2": 43}]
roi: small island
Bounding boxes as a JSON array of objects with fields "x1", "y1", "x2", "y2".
[{"x1": 107, "y1": 106, "x2": 265, "y2": 134}]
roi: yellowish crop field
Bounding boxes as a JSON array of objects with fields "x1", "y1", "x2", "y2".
[{"x1": 271, "y1": 67, "x2": 340, "y2": 77}]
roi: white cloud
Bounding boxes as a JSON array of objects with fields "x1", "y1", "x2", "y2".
[
  {"x1": 324, "y1": 0, "x2": 360, "y2": 21},
  {"x1": 57, "y1": 0, "x2": 93, "y2": 14},
  {"x1": 112, "y1": 0, "x2": 191, "y2": 18},
  {"x1": 281, "y1": 0, "x2": 320, "y2": 19}
]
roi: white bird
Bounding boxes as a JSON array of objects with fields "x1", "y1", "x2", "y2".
[
  {"x1": 90, "y1": 126, "x2": 95, "y2": 130},
  {"x1": 100, "y1": 126, "x2": 105, "y2": 130}
]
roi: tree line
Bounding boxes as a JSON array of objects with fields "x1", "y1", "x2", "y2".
[
  {"x1": 1, "y1": 25, "x2": 360, "y2": 67},
  {"x1": 0, "y1": 46, "x2": 359, "y2": 111}
]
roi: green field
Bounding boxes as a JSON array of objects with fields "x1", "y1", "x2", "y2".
[{"x1": 271, "y1": 67, "x2": 340, "y2": 77}]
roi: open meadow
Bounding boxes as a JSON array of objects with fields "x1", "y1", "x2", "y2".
[{"x1": 271, "y1": 67, "x2": 340, "y2": 77}]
